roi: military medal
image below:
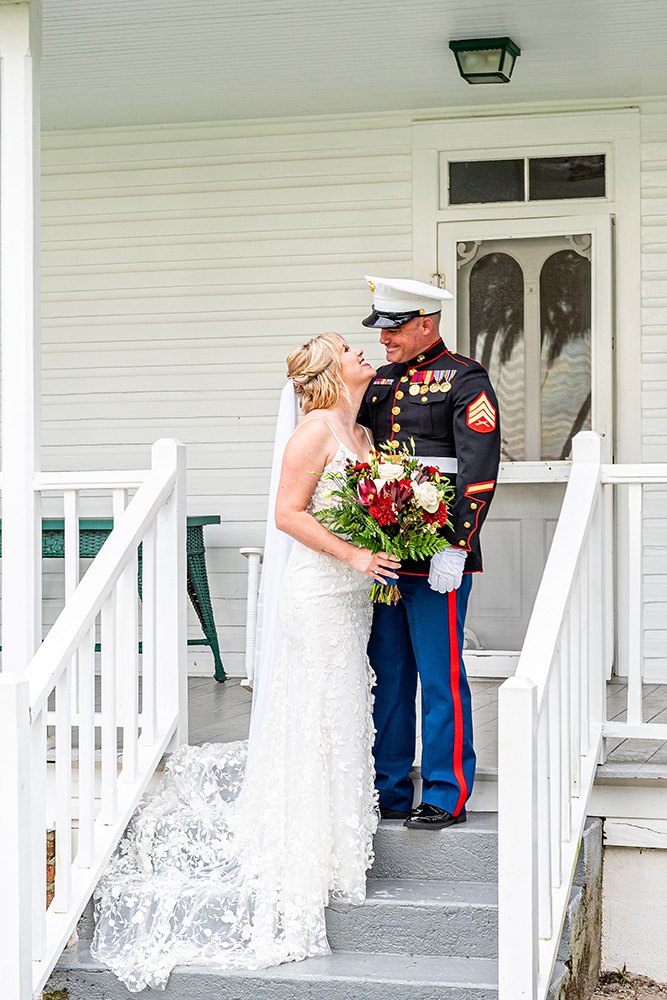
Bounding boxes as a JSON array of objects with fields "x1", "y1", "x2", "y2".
[
  {"x1": 409, "y1": 384, "x2": 420, "y2": 396},
  {"x1": 431, "y1": 383, "x2": 442, "y2": 393},
  {"x1": 420, "y1": 385, "x2": 429, "y2": 395},
  {"x1": 441, "y1": 382, "x2": 451, "y2": 392}
]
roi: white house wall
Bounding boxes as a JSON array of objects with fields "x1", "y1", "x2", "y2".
[
  {"x1": 20, "y1": 102, "x2": 667, "y2": 676},
  {"x1": 39, "y1": 117, "x2": 413, "y2": 674},
  {"x1": 641, "y1": 103, "x2": 667, "y2": 681}
]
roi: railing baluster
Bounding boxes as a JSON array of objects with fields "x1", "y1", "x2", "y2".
[
  {"x1": 560, "y1": 612, "x2": 572, "y2": 843},
  {"x1": 53, "y1": 665, "x2": 72, "y2": 912},
  {"x1": 64, "y1": 490, "x2": 80, "y2": 722},
  {"x1": 30, "y1": 707, "x2": 47, "y2": 957},
  {"x1": 580, "y1": 545, "x2": 590, "y2": 755},
  {"x1": 77, "y1": 623, "x2": 96, "y2": 868},
  {"x1": 570, "y1": 574, "x2": 581, "y2": 798},
  {"x1": 549, "y1": 662, "x2": 562, "y2": 890},
  {"x1": 537, "y1": 702, "x2": 552, "y2": 940},
  {"x1": 627, "y1": 482, "x2": 643, "y2": 726},
  {"x1": 140, "y1": 521, "x2": 157, "y2": 747},
  {"x1": 100, "y1": 591, "x2": 118, "y2": 825},
  {"x1": 114, "y1": 489, "x2": 139, "y2": 784}
]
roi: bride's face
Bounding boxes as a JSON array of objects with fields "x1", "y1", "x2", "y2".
[{"x1": 339, "y1": 345, "x2": 376, "y2": 389}]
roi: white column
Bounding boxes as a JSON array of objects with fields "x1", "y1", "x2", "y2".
[{"x1": 0, "y1": 0, "x2": 42, "y2": 675}]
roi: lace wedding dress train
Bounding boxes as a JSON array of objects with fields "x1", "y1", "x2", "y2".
[{"x1": 91, "y1": 445, "x2": 378, "y2": 992}]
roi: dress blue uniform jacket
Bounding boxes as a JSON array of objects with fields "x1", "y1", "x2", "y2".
[{"x1": 357, "y1": 338, "x2": 501, "y2": 575}]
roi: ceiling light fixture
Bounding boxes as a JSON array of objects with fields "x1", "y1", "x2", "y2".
[{"x1": 449, "y1": 37, "x2": 520, "y2": 84}]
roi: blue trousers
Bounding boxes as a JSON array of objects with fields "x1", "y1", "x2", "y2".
[{"x1": 368, "y1": 573, "x2": 475, "y2": 816}]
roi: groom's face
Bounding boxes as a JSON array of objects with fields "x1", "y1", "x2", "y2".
[{"x1": 379, "y1": 315, "x2": 440, "y2": 365}]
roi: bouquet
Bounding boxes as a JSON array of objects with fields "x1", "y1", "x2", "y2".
[{"x1": 314, "y1": 440, "x2": 455, "y2": 604}]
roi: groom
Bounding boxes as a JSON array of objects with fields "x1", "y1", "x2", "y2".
[{"x1": 357, "y1": 276, "x2": 500, "y2": 830}]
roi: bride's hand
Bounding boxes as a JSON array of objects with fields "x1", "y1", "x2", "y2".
[{"x1": 350, "y1": 548, "x2": 401, "y2": 583}]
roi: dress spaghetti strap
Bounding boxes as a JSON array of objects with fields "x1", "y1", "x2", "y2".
[
  {"x1": 292, "y1": 417, "x2": 343, "y2": 448},
  {"x1": 361, "y1": 426, "x2": 373, "y2": 449}
]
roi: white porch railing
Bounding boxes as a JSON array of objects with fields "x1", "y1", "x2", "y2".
[
  {"x1": 0, "y1": 438, "x2": 187, "y2": 1000},
  {"x1": 498, "y1": 433, "x2": 667, "y2": 999}
]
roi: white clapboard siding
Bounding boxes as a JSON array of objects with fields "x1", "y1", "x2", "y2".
[
  {"x1": 39, "y1": 116, "x2": 412, "y2": 675},
  {"x1": 640, "y1": 104, "x2": 667, "y2": 680}
]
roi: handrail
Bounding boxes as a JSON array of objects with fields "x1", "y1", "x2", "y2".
[
  {"x1": 0, "y1": 438, "x2": 188, "y2": 1000},
  {"x1": 498, "y1": 432, "x2": 608, "y2": 1000},
  {"x1": 28, "y1": 464, "x2": 175, "y2": 717}
]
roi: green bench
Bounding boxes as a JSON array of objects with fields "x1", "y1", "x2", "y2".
[{"x1": 0, "y1": 515, "x2": 226, "y2": 682}]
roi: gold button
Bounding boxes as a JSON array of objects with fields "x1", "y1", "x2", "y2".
[
  {"x1": 372, "y1": 396, "x2": 377, "y2": 402},
  {"x1": 400, "y1": 375, "x2": 409, "y2": 383},
  {"x1": 464, "y1": 521, "x2": 471, "y2": 528},
  {"x1": 417, "y1": 354, "x2": 425, "y2": 362},
  {"x1": 395, "y1": 391, "x2": 404, "y2": 400},
  {"x1": 392, "y1": 406, "x2": 401, "y2": 415},
  {"x1": 459, "y1": 540, "x2": 466, "y2": 547},
  {"x1": 420, "y1": 397, "x2": 428, "y2": 404},
  {"x1": 409, "y1": 368, "x2": 416, "y2": 375},
  {"x1": 392, "y1": 423, "x2": 401, "y2": 432},
  {"x1": 470, "y1": 502, "x2": 477, "y2": 510}
]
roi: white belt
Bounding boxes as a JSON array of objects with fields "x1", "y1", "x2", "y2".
[{"x1": 418, "y1": 456, "x2": 458, "y2": 474}]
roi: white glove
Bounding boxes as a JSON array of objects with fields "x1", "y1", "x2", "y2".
[{"x1": 428, "y1": 548, "x2": 467, "y2": 593}]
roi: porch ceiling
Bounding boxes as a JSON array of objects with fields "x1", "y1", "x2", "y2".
[{"x1": 42, "y1": 0, "x2": 667, "y2": 130}]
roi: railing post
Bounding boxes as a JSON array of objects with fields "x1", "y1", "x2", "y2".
[
  {"x1": 239, "y1": 547, "x2": 263, "y2": 689},
  {"x1": 0, "y1": 677, "x2": 33, "y2": 1000},
  {"x1": 498, "y1": 676, "x2": 538, "y2": 1000},
  {"x1": 153, "y1": 438, "x2": 188, "y2": 748}
]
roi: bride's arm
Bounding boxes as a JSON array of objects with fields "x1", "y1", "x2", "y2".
[{"x1": 275, "y1": 421, "x2": 400, "y2": 584}]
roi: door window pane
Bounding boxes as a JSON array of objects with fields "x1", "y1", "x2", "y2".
[
  {"x1": 540, "y1": 248, "x2": 592, "y2": 460},
  {"x1": 529, "y1": 155, "x2": 605, "y2": 200},
  {"x1": 469, "y1": 252, "x2": 525, "y2": 461},
  {"x1": 449, "y1": 159, "x2": 524, "y2": 205}
]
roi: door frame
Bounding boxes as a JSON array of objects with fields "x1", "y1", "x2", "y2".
[{"x1": 411, "y1": 108, "x2": 641, "y2": 677}]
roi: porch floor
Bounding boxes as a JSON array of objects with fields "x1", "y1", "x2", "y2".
[{"x1": 187, "y1": 677, "x2": 667, "y2": 775}]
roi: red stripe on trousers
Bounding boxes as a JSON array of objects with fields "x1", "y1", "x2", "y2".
[{"x1": 448, "y1": 589, "x2": 467, "y2": 816}]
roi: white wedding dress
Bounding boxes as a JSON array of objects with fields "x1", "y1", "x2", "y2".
[{"x1": 91, "y1": 439, "x2": 378, "y2": 992}]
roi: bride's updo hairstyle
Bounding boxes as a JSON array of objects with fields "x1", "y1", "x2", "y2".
[{"x1": 287, "y1": 332, "x2": 349, "y2": 413}]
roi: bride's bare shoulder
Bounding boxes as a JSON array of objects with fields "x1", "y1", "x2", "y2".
[{"x1": 284, "y1": 416, "x2": 335, "y2": 462}]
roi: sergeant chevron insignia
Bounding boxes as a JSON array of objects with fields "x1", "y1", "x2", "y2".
[{"x1": 466, "y1": 392, "x2": 497, "y2": 433}]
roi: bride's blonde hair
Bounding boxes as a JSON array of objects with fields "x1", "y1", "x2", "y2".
[{"x1": 286, "y1": 333, "x2": 349, "y2": 413}]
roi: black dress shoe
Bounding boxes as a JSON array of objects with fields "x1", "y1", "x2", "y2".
[
  {"x1": 404, "y1": 802, "x2": 467, "y2": 830},
  {"x1": 380, "y1": 807, "x2": 411, "y2": 820}
]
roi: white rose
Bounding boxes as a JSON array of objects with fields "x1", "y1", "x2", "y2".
[
  {"x1": 376, "y1": 462, "x2": 405, "y2": 482},
  {"x1": 412, "y1": 480, "x2": 440, "y2": 513}
]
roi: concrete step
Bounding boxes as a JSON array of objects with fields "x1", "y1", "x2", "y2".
[
  {"x1": 371, "y1": 812, "x2": 497, "y2": 882},
  {"x1": 49, "y1": 940, "x2": 499, "y2": 1000},
  {"x1": 326, "y1": 878, "x2": 497, "y2": 958}
]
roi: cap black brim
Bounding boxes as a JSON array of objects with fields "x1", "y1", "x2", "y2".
[{"x1": 362, "y1": 309, "x2": 440, "y2": 329}]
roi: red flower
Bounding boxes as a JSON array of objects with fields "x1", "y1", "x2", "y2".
[
  {"x1": 357, "y1": 476, "x2": 377, "y2": 506},
  {"x1": 422, "y1": 502, "x2": 448, "y2": 526},
  {"x1": 369, "y1": 491, "x2": 398, "y2": 526},
  {"x1": 353, "y1": 461, "x2": 372, "y2": 473}
]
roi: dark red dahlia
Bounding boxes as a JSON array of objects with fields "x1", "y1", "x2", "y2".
[
  {"x1": 369, "y1": 492, "x2": 398, "y2": 526},
  {"x1": 422, "y1": 501, "x2": 448, "y2": 526}
]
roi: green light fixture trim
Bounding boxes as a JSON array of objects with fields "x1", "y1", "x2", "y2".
[{"x1": 449, "y1": 37, "x2": 521, "y2": 84}]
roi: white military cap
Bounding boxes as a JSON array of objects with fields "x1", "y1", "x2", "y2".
[{"x1": 362, "y1": 275, "x2": 453, "y2": 329}]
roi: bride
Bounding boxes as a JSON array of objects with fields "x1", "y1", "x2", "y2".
[{"x1": 91, "y1": 333, "x2": 401, "y2": 991}]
